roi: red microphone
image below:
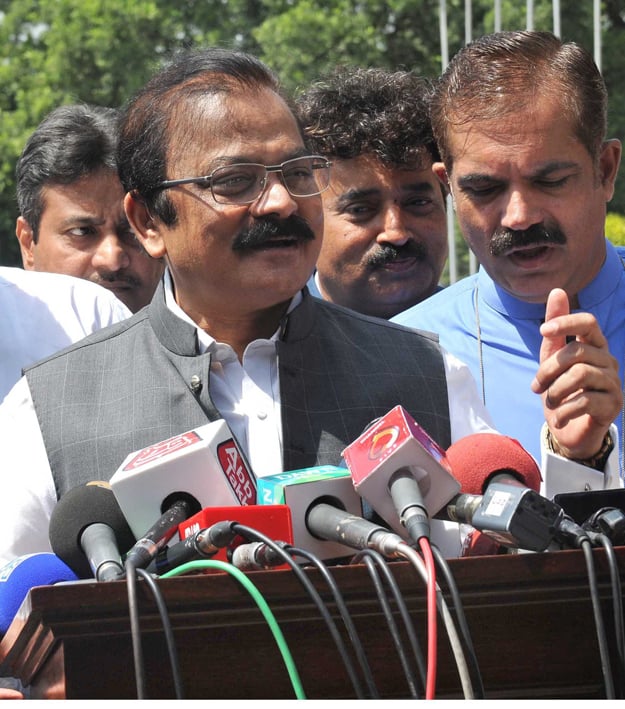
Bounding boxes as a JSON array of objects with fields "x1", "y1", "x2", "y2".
[
  {"x1": 177, "y1": 504, "x2": 294, "y2": 569},
  {"x1": 445, "y1": 432, "x2": 542, "y2": 495},
  {"x1": 440, "y1": 434, "x2": 558, "y2": 554},
  {"x1": 144, "y1": 504, "x2": 295, "y2": 574}
]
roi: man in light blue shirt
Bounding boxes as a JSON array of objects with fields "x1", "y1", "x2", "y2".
[
  {"x1": 395, "y1": 242, "x2": 625, "y2": 472},
  {"x1": 394, "y1": 30, "x2": 625, "y2": 479}
]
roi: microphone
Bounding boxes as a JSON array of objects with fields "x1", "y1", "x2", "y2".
[
  {"x1": 341, "y1": 405, "x2": 461, "y2": 541},
  {"x1": 445, "y1": 432, "x2": 543, "y2": 496},
  {"x1": 124, "y1": 493, "x2": 201, "y2": 569},
  {"x1": 305, "y1": 503, "x2": 405, "y2": 558},
  {"x1": 49, "y1": 482, "x2": 136, "y2": 580},
  {"x1": 441, "y1": 434, "x2": 562, "y2": 552},
  {"x1": 582, "y1": 507, "x2": 625, "y2": 545},
  {"x1": 554, "y1": 488, "x2": 625, "y2": 526},
  {"x1": 0, "y1": 554, "x2": 78, "y2": 634},
  {"x1": 110, "y1": 420, "x2": 256, "y2": 541},
  {"x1": 256, "y1": 465, "x2": 365, "y2": 561},
  {"x1": 176, "y1": 504, "x2": 294, "y2": 566},
  {"x1": 146, "y1": 521, "x2": 238, "y2": 575}
]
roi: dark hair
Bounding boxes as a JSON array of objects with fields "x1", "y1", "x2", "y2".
[
  {"x1": 430, "y1": 30, "x2": 608, "y2": 171},
  {"x1": 294, "y1": 65, "x2": 439, "y2": 168},
  {"x1": 117, "y1": 47, "x2": 283, "y2": 225},
  {"x1": 16, "y1": 103, "x2": 120, "y2": 240}
]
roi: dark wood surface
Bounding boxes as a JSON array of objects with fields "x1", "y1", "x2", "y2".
[{"x1": 1, "y1": 545, "x2": 623, "y2": 699}]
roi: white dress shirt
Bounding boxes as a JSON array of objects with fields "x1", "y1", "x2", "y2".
[{"x1": 0, "y1": 267, "x2": 131, "y2": 402}]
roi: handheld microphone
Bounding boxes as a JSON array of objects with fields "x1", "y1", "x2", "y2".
[
  {"x1": 110, "y1": 420, "x2": 256, "y2": 541},
  {"x1": 256, "y1": 465, "x2": 364, "y2": 561},
  {"x1": 305, "y1": 503, "x2": 405, "y2": 558},
  {"x1": 146, "y1": 521, "x2": 238, "y2": 575},
  {"x1": 445, "y1": 432, "x2": 543, "y2": 496},
  {"x1": 49, "y1": 482, "x2": 136, "y2": 580},
  {"x1": 124, "y1": 493, "x2": 201, "y2": 569},
  {"x1": 441, "y1": 434, "x2": 561, "y2": 552},
  {"x1": 341, "y1": 405, "x2": 461, "y2": 541},
  {"x1": 0, "y1": 554, "x2": 78, "y2": 634}
]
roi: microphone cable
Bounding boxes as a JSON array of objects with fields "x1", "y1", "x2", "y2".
[
  {"x1": 395, "y1": 541, "x2": 475, "y2": 699},
  {"x1": 302, "y1": 501, "x2": 473, "y2": 698},
  {"x1": 583, "y1": 531, "x2": 625, "y2": 698},
  {"x1": 124, "y1": 558, "x2": 184, "y2": 699},
  {"x1": 350, "y1": 548, "x2": 425, "y2": 698},
  {"x1": 287, "y1": 545, "x2": 379, "y2": 699},
  {"x1": 429, "y1": 544, "x2": 485, "y2": 699},
  {"x1": 161, "y1": 560, "x2": 306, "y2": 698},
  {"x1": 135, "y1": 567, "x2": 184, "y2": 699},
  {"x1": 557, "y1": 517, "x2": 616, "y2": 698},
  {"x1": 229, "y1": 522, "x2": 368, "y2": 699},
  {"x1": 125, "y1": 559, "x2": 147, "y2": 699},
  {"x1": 418, "y1": 536, "x2": 438, "y2": 700},
  {"x1": 583, "y1": 507, "x2": 625, "y2": 697},
  {"x1": 580, "y1": 535, "x2": 615, "y2": 699}
]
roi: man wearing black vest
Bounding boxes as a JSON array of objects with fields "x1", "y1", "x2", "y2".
[{"x1": 0, "y1": 48, "x2": 620, "y2": 570}]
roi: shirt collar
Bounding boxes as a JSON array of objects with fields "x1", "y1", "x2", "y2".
[
  {"x1": 478, "y1": 239, "x2": 623, "y2": 319},
  {"x1": 162, "y1": 268, "x2": 303, "y2": 352}
]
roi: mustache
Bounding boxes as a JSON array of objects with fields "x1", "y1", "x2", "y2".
[
  {"x1": 232, "y1": 215, "x2": 316, "y2": 251},
  {"x1": 366, "y1": 242, "x2": 428, "y2": 269},
  {"x1": 95, "y1": 271, "x2": 142, "y2": 288},
  {"x1": 489, "y1": 224, "x2": 566, "y2": 257}
]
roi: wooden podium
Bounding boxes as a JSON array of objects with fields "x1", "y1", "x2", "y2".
[{"x1": 1, "y1": 546, "x2": 623, "y2": 699}]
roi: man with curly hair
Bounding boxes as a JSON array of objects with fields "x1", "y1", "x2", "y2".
[{"x1": 295, "y1": 66, "x2": 448, "y2": 319}]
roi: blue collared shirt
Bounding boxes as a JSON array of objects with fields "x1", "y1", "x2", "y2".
[{"x1": 393, "y1": 240, "x2": 625, "y2": 477}]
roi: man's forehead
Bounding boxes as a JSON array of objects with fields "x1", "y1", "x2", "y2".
[
  {"x1": 165, "y1": 89, "x2": 302, "y2": 167},
  {"x1": 331, "y1": 156, "x2": 437, "y2": 188}
]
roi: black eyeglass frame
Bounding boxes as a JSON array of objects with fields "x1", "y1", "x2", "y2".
[{"x1": 153, "y1": 154, "x2": 332, "y2": 205}]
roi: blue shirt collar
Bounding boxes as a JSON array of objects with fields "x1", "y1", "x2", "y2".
[{"x1": 478, "y1": 239, "x2": 622, "y2": 319}]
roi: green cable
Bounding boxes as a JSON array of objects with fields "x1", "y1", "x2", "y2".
[{"x1": 160, "y1": 560, "x2": 306, "y2": 699}]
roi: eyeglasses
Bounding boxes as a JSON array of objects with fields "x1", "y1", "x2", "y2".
[{"x1": 154, "y1": 155, "x2": 332, "y2": 205}]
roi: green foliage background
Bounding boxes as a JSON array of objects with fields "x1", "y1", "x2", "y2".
[{"x1": 1, "y1": 0, "x2": 623, "y2": 273}]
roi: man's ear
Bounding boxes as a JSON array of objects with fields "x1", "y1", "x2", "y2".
[
  {"x1": 599, "y1": 139, "x2": 622, "y2": 200},
  {"x1": 433, "y1": 161, "x2": 450, "y2": 191},
  {"x1": 124, "y1": 192, "x2": 167, "y2": 259},
  {"x1": 15, "y1": 216, "x2": 36, "y2": 269}
]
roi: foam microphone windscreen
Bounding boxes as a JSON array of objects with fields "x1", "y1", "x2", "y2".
[
  {"x1": 0, "y1": 553, "x2": 78, "y2": 633},
  {"x1": 445, "y1": 433, "x2": 542, "y2": 494},
  {"x1": 49, "y1": 481, "x2": 136, "y2": 578}
]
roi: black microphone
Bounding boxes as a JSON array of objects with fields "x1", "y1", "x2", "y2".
[
  {"x1": 582, "y1": 507, "x2": 625, "y2": 545},
  {"x1": 49, "y1": 482, "x2": 136, "y2": 581},
  {"x1": 146, "y1": 521, "x2": 238, "y2": 575},
  {"x1": 444, "y1": 482, "x2": 565, "y2": 552},
  {"x1": 124, "y1": 492, "x2": 201, "y2": 569}
]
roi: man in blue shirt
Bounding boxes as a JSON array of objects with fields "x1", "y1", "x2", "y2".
[{"x1": 394, "y1": 30, "x2": 624, "y2": 478}]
